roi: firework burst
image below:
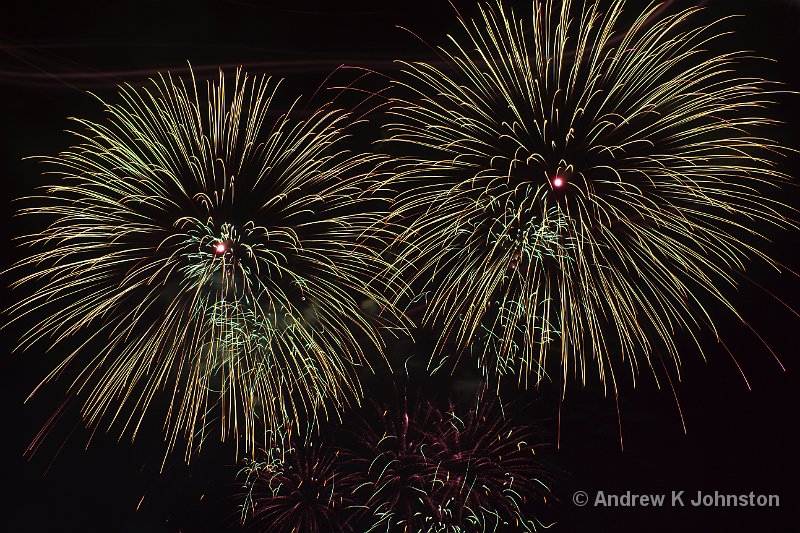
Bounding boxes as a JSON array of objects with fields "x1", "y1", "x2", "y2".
[
  {"x1": 383, "y1": 0, "x2": 794, "y2": 393},
  {"x1": 238, "y1": 439, "x2": 355, "y2": 533},
  {"x1": 9, "y1": 68, "x2": 399, "y2": 458},
  {"x1": 345, "y1": 395, "x2": 553, "y2": 532}
]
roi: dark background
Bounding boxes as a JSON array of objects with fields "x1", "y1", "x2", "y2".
[{"x1": 1, "y1": 1, "x2": 798, "y2": 531}]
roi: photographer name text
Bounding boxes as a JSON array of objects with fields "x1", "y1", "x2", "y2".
[{"x1": 573, "y1": 490, "x2": 779, "y2": 508}]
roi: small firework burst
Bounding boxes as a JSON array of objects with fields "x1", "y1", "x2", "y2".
[
  {"x1": 382, "y1": 0, "x2": 795, "y2": 393},
  {"x1": 347, "y1": 397, "x2": 443, "y2": 529},
  {"x1": 239, "y1": 440, "x2": 354, "y2": 533},
  {"x1": 9, "y1": 68, "x2": 399, "y2": 458},
  {"x1": 434, "y1": 400, "x2": 554, "y2": 531},
  {"x1": 345, "y1": 394, "x2": 553, "y2": 532}
]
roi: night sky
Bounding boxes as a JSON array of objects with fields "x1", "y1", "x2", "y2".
[{"x1": 2, "y1": 1, "x2": 799, "y2": 532}]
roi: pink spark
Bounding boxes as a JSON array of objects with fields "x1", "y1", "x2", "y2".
[
  {"x1": 552, "y1": 176, "x2": 565, "y2": 188},
  {"x1": 214, "y1": 242, "x2": 227, "y2": 254}
]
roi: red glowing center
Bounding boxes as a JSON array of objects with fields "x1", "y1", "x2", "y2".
[
  {"x1": 214, "y1": 242, "x2": 227, "y2": 254},
  {"x1": 552, "y1": 177, "x2": 565, "y2": 188}
]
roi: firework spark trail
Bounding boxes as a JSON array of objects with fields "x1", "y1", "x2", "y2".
[
  {"x1": 381, "y1": 0, "x2": 795, "y2": 402},
  {"x1": 8, "y1": 68, "x2": 403, "y2": 461}
]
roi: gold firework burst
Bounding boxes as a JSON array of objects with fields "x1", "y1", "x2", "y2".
[
  {"x1": 382, "y1": 0, "x2": 795, "y2": 395},
  {"x1": 9, "y1": 68, "x2": 403, "y2": 460}
]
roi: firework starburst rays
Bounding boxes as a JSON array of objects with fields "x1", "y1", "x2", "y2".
[
  {"x1": 239, "y1": 440, "x2": 354, "y2": 533},
  {"x1": 10, "y1": 68, "x2": 399, "y2": 459},
  {"x1": 384, "y1": 0, "x2": 794, "y2": 392}
]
